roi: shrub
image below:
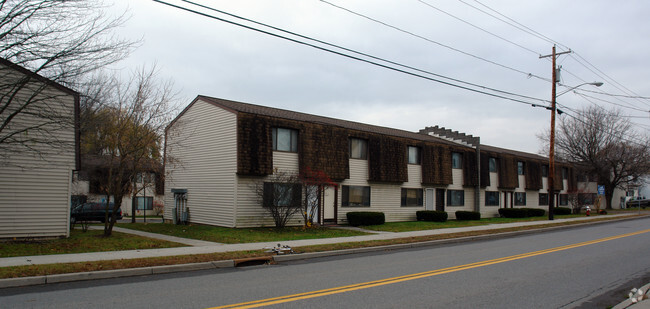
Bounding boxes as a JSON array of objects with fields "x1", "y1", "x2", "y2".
[
  {"x1": 498, "y1": 208, "x2": 528, "y2": 218},
  {"x1": 523, "y1": 208, "x2": 546, "y2": 217},
  {"x1": 346, "y1": 212, "x2": 385, "y2": 226},
  {"x1": 416, "y1": 210, "x2": 448, "y2": 222},
  {"x1": 554, "y1": 207, "x2": 572, "y2": 215},
  {"x1": 455, "y1": 211, "x2": 481, "y2": 221},
  {"x1": 598, "y1": 209, "x2": 608, "y2": 215}
]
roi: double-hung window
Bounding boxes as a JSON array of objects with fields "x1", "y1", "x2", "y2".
[
  {"x1": 485, "y1": 191, "x2": 499, "y2": 206},
  {"x1": 342, "y1": 186, "x2": 370, "y2": 207},
  {"x1": 408, "y1": 146, "x2": 420, "y2": 164},
  {"x1": 447, "y1": 190, "x2": 464, "y2": 206},
  {"x1": 272, "y1": 127, "x2": 298, "y2": 152},
  {"x1": 452, "y1": 152, "x2": 462, "y2": 169},
  {"x1": 539, "y1": 193, "x2": 549, "y2": 206},
  {"x1": 401, "y1": 188, "x2": 423, "y2": 207},
  {"x1": 514, "y1": 192, "x2": 526, "y2": 206},
  {"x1": 349, "y1": 138, "x2": 368, "y2": 159},
  {"x1": 489, "y1": 158, "x2": 497, "y2": 173}
]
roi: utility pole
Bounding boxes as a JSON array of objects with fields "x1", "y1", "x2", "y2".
[{"x1": 540, "y1": 45, "x2": 571, "y2": 220}]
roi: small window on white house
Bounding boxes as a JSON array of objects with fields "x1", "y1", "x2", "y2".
[
  {"x1": 349, "y1": 138, "x2": 368, "y2": 160},
  {"x1": 517, "y1": 161, "x2": 525, "y2": 175},
  {"x1": 272, "y1": 128, "x2": 298, "y2": 152},
  {"x1": 408, "y1": 146, "x2": 420, "y2": 165}
]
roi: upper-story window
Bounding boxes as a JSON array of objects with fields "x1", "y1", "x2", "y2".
[
  {"x1": 517, "y1": 161, "x2": 525, "y2": 175},
  {"x1": 488, "y1": 157, "x2": 497, "y2": 173},
  {"x1": 562, "y1": 167, "x2": 568, "y2": 179},
  {"x1": 350, "y1": 138, "x2": 368, "y2": 160},
  {"x1": 542, "y1": 165, "x2": 549, "y2": 177},
  {"x1": 452, "y1": 152, "x2": 462, "y2": 169},
  {"x1": 272, "y1": 127, "x2": 298, "y2": 152},
  {"x1": 408, "y1": 146, "x2": 420, "y2": 165}
]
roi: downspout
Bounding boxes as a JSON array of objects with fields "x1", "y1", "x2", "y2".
[{"x1": 474, "y1": 138, "x2": 481, "y2": 213}]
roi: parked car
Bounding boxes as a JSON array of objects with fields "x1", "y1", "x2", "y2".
[
  {"x1": 71, "y1": 202, "x2": 122, "y2": 223},
  {"x1": 626, "y1": 197, "x2": 649, "y2": 209}
]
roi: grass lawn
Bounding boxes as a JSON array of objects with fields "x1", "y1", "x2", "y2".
[
  {"x1": 0, "y1": 229, "x2": 186, "y2": 258},
  {"x1": 115, "y1": 223, "x2": 371, "y2": 243}
]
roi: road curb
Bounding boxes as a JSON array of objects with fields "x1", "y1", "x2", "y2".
[
  {"x1": 274, "y1": 215, "x2": 646, "y2": 262},
  {"x1": 1, "y1": 215, "x2": 646, "y2": 289}
]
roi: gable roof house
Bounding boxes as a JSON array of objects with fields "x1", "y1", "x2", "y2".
[
  {"x1": 0, "y1": 58, "x2": 80, "y2": 239},
  {"x1": 164, "y1": 96, "x2": 581, "y2": 228}
]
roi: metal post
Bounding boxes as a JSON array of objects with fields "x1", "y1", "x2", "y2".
[{"x1": 548, "y1": 46, "x2": 557, "y2": 220}]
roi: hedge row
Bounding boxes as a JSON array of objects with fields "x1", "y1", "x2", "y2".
[
  {"x1": 498, "y1": 208, "x2": 546, "y2": 218},
  {"x1": 346, "y1": 212, "x2": 385, "y2": 226},
  {"x1": 455, "y1": 211, "x2": 481, "y2": 221},
  {"x1": 554, "y1": 207, "x2": 572, "y2": 215},
  {"x1": 416, "y1": 210, "x2": 448, "y2": 222}
]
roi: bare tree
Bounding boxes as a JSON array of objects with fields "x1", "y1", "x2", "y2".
[
  {"x1": 81, "y1": 65, "x2": 178, "y2": 236},
  {"x1": 0, "y1": 0, "x2": 137, "y2": 163},
  {"x1": 253, "y1": 170, "x2": 304, "y2": 228},
  {"x1": 299, "y1": 167, "x2": 336, "y2": 228},
  {"x1": 539, "y1": 106, "x2": 650, "y2": 209}
]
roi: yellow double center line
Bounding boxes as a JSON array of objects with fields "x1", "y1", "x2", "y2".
[{"x1": 210, "y1": 228, "x2": 650, "y2": 309}]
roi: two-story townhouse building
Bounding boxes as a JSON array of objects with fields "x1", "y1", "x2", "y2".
[
  {"x1": 164, "y1": 96, "x2": 580, "y2": 228},
  {"x1": 0, "y1": 58, "x2": 80, "y2": 238}
]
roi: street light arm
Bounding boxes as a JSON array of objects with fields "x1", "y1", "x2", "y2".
[{"x1": 557, "y1": 82, "x2": 603, "y2": 97}]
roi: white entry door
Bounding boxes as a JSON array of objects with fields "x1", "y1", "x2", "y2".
[
  {"x1": 323, "y1": 186, "x2": 336, "y2": 222},
  {"x1": 425, "y1": 188, "x2": 435, "y2": 211}
]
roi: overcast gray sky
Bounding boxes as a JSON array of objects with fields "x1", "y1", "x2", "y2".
[{"x1": 110, "y1": 0, "x2": 650, "y2": 154}]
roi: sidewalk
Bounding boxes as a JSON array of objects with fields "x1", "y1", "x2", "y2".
[{"x1": 0, "y1": 214, "x2": 640, "y2": 268}]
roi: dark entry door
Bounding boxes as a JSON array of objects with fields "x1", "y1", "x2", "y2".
[{"x1": 436, "y1": 189, "x2": 445, "y2": 212}]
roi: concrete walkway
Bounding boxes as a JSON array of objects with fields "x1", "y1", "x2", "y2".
[{"x1": 0, "y1": 213, "x2": 642, "y2": 268}]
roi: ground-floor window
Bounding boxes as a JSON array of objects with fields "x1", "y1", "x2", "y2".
[
  {"x1": 539, "y1": 193, "x2": 549, "y2": 206},
  {"x1": 135, "y1": 196, "x2": 153, "y2": 210},
  {"x1": 401, "y1": 188, "x2": 423, "y2": 207},
  {"x1": 342, "y1": 185, "x2": 371, "y2": 207},
  {"x1": 263, "y1": 183, "x2": 302, "y2": 207},
  {"x1": 514, "y1": 192, "x2": 526, "y2": 206},
  {"x1": 447, "y1": 190, "x2": 464, "y2": 206},
  {"x1": 485, "y1": 191, "x2": 499, "y2": 206},
  {"x1": 559, "y1": 194, "x2": 568, "y2": 206}
]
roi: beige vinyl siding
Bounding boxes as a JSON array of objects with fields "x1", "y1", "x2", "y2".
[
  {"x1": 445, "y1": 167, "x2": 473, "y2": 219},
  {"x1": 339, "y1": 160, "x2": 424, "y2": 223},
  {"x1": 480, "y1": 172, "x2": 501, "y2": 218},
  {"x1": 234, "y1": 152, "x2": 302, "y2": 227},
  {"x1": 164, "y1": 99, "x2": 237, "y2": 227},
  {"x1": 0, "y1": 76, "x2": 76, "y2": 238}
]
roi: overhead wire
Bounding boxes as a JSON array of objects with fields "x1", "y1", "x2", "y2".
[
  {"x1": 153, "y1": 0, "x2": 549, "y2": 107},
  {"x1": 456, "y1": 0, "x2": 650, "y2": 114},
  {"x1": 319, "y1": 0, "x2": 551, "y2": 83},
  {"x1": 416, "y1": 0, "x2": 541, "y2": 55}
]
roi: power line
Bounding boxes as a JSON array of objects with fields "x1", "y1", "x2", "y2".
[
  {"x1": 154, "y1": 0, "x2": 548, "y2": 107},
  {"x1": 416, "y1": 0, "x2": 542, "y2": 55},
  {"x1": 319, "y1": 0, "x2": 551, "y2": 83}
]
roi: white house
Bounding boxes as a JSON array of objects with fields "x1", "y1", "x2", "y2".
[
  {"x1": 164, "y1": 96, "x2": 590, "y2": 228},
  {"x1": 0, "y1": 58, "x2": 80, "y2": 239}
]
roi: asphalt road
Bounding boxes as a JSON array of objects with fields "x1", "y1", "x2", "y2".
[{"x1": 2, "y1": 217, "x2": 650, "y2": 308}]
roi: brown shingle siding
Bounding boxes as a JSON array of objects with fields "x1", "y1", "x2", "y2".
[
  {"x1": 421, "y1": 144, "x2": 452, "y2": 185},
  {"x1": 498, "y1": 154, "x2": 518, "y2": 189}
]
